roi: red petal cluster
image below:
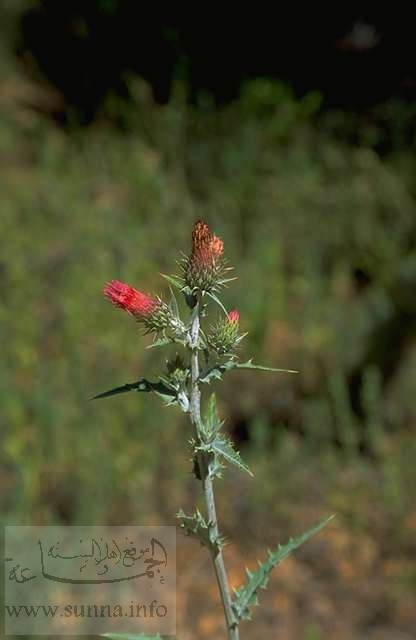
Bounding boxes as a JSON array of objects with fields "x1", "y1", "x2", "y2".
[
  {"x1": 191, "y1": 220, "x2": 224, "y2": 266},
  {"x1": 103, "y1": 280, "x2": 159, "y2": 317},
  {"x1": 184, "y1": 220, "x2": 226, "y2": 292},
  {"x1": 228, "y1": 309, "x2": 240, "y2": 324}
]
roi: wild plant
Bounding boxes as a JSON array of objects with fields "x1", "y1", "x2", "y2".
[{"x1": 96, "y1": 220, "x2": 333, "y2": 639}]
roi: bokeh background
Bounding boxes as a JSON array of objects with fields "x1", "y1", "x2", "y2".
[{"x1": 1, "y1": 3, "x2": 416, "y2": 639}]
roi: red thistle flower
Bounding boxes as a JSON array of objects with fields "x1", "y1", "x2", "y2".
[
  {"x1": 184, "y1": 220, "x2": 227, "y2": 292},
  {"x1": 103, "y1": 280, "x2": 171, "y2": 333},
  {"x1": 104, "y1": 280, "x2": 159, "y2": 317},
  {"x1": 192, "y1": 220, "x2": 224, "y2": 265}
]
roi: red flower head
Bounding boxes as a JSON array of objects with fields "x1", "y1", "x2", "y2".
[
  {"x1": 192, "y1": 220, "x2": 224, "y2": 265},
  {"x1": 104, "y1": 280, "x2": 159, "y2": 317},
  {"x1": 184, "y1": 220, "x2": 226, "y2": 292},
  {"x1": 103, "y1": 280, "x2": 171, "y2": 333}
]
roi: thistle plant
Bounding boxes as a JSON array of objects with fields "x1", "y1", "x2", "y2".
[{"x1": 96, "y1": 220, "x2": 333, "y2": 639}]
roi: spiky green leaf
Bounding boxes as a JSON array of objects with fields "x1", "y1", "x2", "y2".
[
  {"x1": 233, "y1": 515, "x2": 334, "y2": 621},
  {"x1": 197, "y1": 436, "x2": 253, "y2": 477},
  {"x1": 237, "y1": 358, "x2": 298, "y2": 374},
  {"x1": 199, "y1": 358, "x2": 298, "y2": 383},
  {"x1": 177, "y1": 509, "x2": 210, "y2": 547},
  {"x1": 91, "y1": 379, "x2": 176, "y2": 402},
  {"x1": 176, "y1": 509, "x2": 225, "y2": 553}
]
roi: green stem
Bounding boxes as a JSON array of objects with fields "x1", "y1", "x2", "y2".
[{"x1": 189, "y1": 303, "x2": 239, "y2": 640}]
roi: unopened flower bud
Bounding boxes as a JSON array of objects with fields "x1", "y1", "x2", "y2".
[
  {"x1": 166, "y1": 354, "x2": 189, "y2": 388},
  {"x1": 208, "y1": 309, "x2": 241, "y2": 355}
]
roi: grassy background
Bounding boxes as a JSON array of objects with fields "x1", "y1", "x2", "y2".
[{"x1": 1, "y1": 9, "x2": 416, "y2": 639}]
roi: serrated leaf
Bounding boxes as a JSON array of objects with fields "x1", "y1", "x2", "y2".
[
  {"x1": 198, "y1": 436, "x2": 253, "y2": 477},
  {"x1": 101, "y1": 634, "x2": 162, "y2": 640},
  {"x1": 199, "y1": 358, "x2": 298, "y2": 383},
  {"x1": 177, "y1": 508, "x2": 211, "y2": 547},
  {"x1": 237, "y1": 358, "x2": 298, "y2": 374},
  {"x1": 177, "y1": 508, "x2": 225, "y2": 553},
  {"x1": 199, "y1": 358, "x2": 238, "y2": 383},
  {"x1": 233, "y1": 515, "x2": 334, "y2": 621},
  {"x1": 91, "y1": 379, "x2": 176, "y2": 402}
]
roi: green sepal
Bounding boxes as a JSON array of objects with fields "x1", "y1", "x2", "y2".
[
  {"x1": 197, "y1": 436, "x2": 253, "y2": 477},
  {"x1": 232, "y1": 515, "x2": 334, "y2": 621}
]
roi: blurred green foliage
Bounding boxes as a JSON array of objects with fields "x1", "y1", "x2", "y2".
[{"x1": 1, "y1": 75, "x2": 415, "y2": 537}]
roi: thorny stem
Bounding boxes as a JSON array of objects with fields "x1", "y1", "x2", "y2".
[{"x1": 188, "y1": 302, "x2": 239, "y2": 640}]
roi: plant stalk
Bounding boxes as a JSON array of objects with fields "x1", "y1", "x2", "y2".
[{"x1": 188, "y1": 303, "x2": 239, "y2": 640}]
